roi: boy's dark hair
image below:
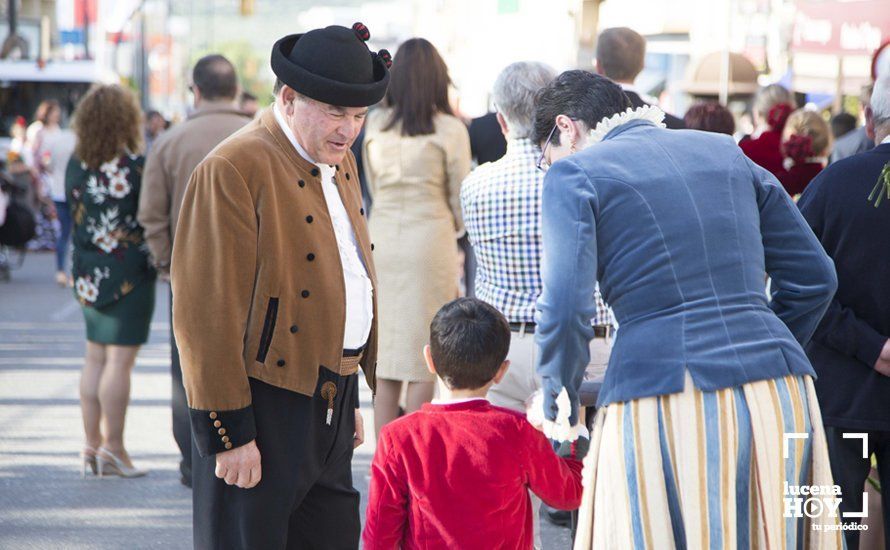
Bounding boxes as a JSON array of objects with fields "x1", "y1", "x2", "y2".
[
  {"x1": 532, "y1": 70, "x2": 631, "y2": 147},
  {"x1": 429, "y1": 298, "x2": 510, "y2": 390}
]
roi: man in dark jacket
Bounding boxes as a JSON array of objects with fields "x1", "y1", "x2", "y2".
[
  {"x1": 595, "y1": 27, "x2": 685, "y2": 129},
  {"x1": 138, "y1": 54, "x2": 250, "y2": 487},
  {"x1": 138, "y1": 54, "x2": 250, "y2": 488},
  {"x1": 798, "y1": 76, "x2": 890, "y2": 549}
]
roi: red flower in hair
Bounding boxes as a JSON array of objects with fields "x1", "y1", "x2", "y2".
[
  {"x1": 782, "y1": 134, "x2": 814, "y2": 165},
  {"x1": 767, "y1": 103, "x2": 793, "y2": 132}
]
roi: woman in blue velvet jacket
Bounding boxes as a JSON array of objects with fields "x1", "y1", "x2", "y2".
[{"x1": 532, "y1": 71, "x2": 842, "y2": 548}]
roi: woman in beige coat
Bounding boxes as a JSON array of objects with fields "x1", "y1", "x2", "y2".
[{"x1": 363, "y1": 38, "x2": 471, "y2": 437}]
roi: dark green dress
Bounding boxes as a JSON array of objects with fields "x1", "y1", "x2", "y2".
[{"x1": 66, "y1": 154, "x2": 156, "y2": 345}]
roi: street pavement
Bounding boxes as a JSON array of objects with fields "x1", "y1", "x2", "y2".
[{"x1": 0, "y1": 251, "x2": 573, "y2": 549}]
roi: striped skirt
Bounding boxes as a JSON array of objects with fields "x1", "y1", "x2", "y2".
[{"x1": 574, "y1": 374, "x2": 845, "y2": 550}]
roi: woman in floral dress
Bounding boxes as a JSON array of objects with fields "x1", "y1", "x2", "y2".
[{"x1": 67, "y1": 85, "x2": 156, "y2": 478}]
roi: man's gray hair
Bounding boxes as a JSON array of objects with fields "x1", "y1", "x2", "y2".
[
  {"x1": 871, "y1": 76, "x2": 890, "y2": 125},
  {"x1": 492, "y1": 61, "x2": 557, "y2": 140},
  {"x1": 753, "y1": 83, "x2": 794, "y2": 119}
]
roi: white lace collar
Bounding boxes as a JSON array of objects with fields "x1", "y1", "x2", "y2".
[{"x1": 586, "y1": 105, "x2": 667, "y2": 146}]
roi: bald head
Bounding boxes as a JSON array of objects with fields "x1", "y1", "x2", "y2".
[
  {"x1": 596, "y1": 27, "x2": 646, "y2": 83},
  {"x1": 192, "y1": 54, "x2": 238, "y2": 101}
]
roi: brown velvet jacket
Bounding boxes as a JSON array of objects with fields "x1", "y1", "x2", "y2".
[{"x1": 171, "y1": 108, "x2": 378, "y2": 456}]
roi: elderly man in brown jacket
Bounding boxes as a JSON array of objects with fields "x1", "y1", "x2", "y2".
[
  {"x1": 137, "y1": 54, "x2": 250, "y2": 489},
  {"x1": 171, "y1": 23, "x2": 390, "y2": 549}
]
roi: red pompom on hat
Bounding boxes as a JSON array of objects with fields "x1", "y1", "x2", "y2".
[
  {"x1": 352, "y1": 22, "x2": 370, "y2": 42},
  {"x1": 377, "y1": 49, "x2": 392, "y2": 69}
]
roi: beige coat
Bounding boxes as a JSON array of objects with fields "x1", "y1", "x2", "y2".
[
  {"x1": 362, "y1": 109, "x2": 471, "y2": 381},
  {"x1": 171, "y1": 108, "x2": 378, "y2": 456},
  {"x1": 138, "y1": 102, "x2": 250, "y2": 272}
]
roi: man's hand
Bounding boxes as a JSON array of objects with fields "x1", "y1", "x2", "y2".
[
  {"x1": 875, "y1": 339, "x2": 890, "y2": 377},
  {"x1": 354, "y1": 409, "x2": 365, "y2": 449},
  {"x1": 215, "y1": 439, "x2": 261, "y2": 489}
]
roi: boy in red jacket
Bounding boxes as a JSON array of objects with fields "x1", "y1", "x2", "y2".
[{"x1": 363, "y1": 298, "x2": 585, "y2": 549}]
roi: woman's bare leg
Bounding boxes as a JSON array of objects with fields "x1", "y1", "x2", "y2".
[
  {"x1": 405, "y1": 381, "x2": 436, "y2": 414},
  {"x1": 98, "y1": 345, "x2": 140, "y2": 466},
  {"x1": 80, "y1": 342, "x2": 106, "y2": 450},
  {"x1": 373, "y1": 378, "x2": 403, "y2": 437}
]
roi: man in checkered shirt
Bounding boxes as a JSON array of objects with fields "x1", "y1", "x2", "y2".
[{"x1": 461, "y1": 61, "x2": 615, "y2": 415}]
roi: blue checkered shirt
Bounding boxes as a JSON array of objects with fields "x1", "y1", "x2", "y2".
[{"x1": 461, "y1": 138, "x2": 614, "y2": 326}]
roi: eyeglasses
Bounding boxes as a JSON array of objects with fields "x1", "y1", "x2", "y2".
[{"x1": 536, "y1": 123, "x2": 558, "y2": 172}]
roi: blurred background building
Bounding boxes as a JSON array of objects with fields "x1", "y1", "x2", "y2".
[{"x1": 0, "y1": 0, "x2": 888, "y2": 130}]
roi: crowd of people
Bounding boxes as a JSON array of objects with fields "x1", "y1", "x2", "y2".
[{"x1": 1, "y1": 20, "x2": 888, "y2": 550}]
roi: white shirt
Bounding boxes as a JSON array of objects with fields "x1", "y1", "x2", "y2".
[
  {"x1": 430, "y1": 396, "x2": 488, "y2": 405},
  {"x1": 882, "y1": 135, "x2": 890, "y2": 145},
  {"x1": 273, "y1": 105, "x2": 374, "y2": 350},
  {"x1": 36, "y1": 128, "x2": 76, "y2": 202}
]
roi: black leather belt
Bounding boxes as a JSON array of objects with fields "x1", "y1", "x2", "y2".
[
  {"x1": 593, "y1": 325, "x2": 612, "y2": 339},
  {"x1": 509, "y1": 322, "x2": 535, "y2": 334},
  {"x1": 508, "y1": 323, "x2": 612, "y2": 338}
]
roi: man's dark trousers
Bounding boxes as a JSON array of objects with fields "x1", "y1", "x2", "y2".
[
  {"x1": 192, "y1": 370, "x2": 360, "y2": 549},
  {"x1": 824, "y1": 428, "x2": 890, "y2": 550},
  {"x1": 170, "y1": 289, "x2": 192, "y2": 486}
]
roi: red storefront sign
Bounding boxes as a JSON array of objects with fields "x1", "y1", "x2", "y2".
[
  {"x1": 73, "y1": 0, "x2": 98, "y2": 27},
  {"x1": 793, "y1": 0, "x2": 890, "y2": 55}
]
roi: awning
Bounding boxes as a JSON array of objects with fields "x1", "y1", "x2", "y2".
[
  {"x1": 0, "y1": 60, "x2": 118, "y2": 84},
  {"x1": 681, "y1": 51, "x2": 760, "y2": 96}
]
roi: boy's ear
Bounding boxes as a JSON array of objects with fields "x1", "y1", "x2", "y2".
[
  {"x1": 423, "y1": 345, "x2": 436, "y2": 375},
  {"x1": 492, "y1": 360, "x2": 510, "y2": 384}
]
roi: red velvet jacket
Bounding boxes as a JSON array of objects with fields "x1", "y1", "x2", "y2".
[
  {"x1": 781, "y1": 161, "x2": 824, "y2": 197},
  {"x1": 363, "y1": 400, "x2": 584, "y2": 549},
  {"x1": 740, "y1": 129, "x2": 785, "y2": 178},
  {"x1": 740, "y1": 131, "x2": 823, "y2": 196}
]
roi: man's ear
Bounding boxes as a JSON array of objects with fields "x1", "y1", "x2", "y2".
[
  {"x1": 594, "y1": 59, "x2": 603, "y2": 75},
  {"x1": 495, "y1": 112, "x2": 510, "y2": 139},
  {"x1": 492, "y1": 360, "x2": 510, "y2": 384},
  {"x1": 865, "y1": 105, "x2": 877, "y2": 141},
  {"x1": 280, "y1": 86, "x2": 298, "y2": 115},
  {"x1": 423, "y1": 345, "x2": 436, "y2": 375}
]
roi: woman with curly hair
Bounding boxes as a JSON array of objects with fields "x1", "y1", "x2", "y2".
[{"x1": 66, "y1": 85, "x2": 156, "y2": 478}]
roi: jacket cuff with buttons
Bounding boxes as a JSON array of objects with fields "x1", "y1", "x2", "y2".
[{"x1": 189, "y1": 405, "x2": 256, "y2": 457}]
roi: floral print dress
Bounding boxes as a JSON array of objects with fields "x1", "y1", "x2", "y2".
[{"x1": 66, "y1": 154, "x2": 155, "y2": 310}]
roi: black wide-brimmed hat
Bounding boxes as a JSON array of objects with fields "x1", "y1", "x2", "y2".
[{"x1": 271, "y1": 22, "x2": 392, "y2": 108}]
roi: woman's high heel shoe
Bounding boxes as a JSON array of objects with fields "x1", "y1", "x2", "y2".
[
  {"x1": 96, "y1": 447, "x2": 147, "y2": 478},
  {"x1": 81, "y1": 446, "x2": 98, "y2": 478}
]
